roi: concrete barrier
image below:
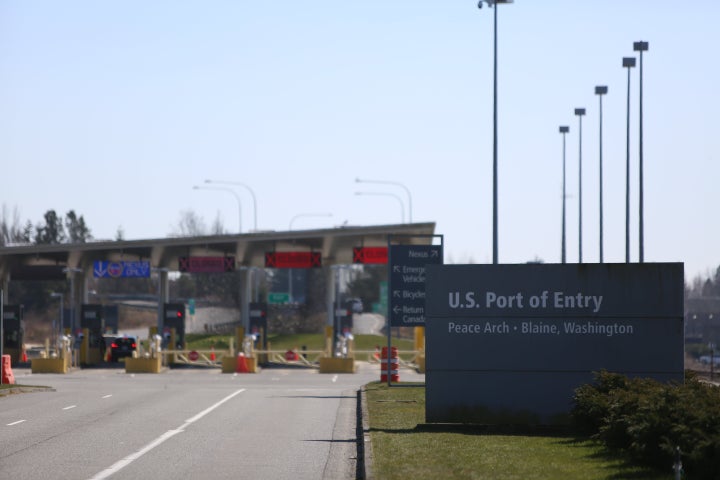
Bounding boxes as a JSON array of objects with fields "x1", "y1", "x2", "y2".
[
  {"x1": 125, "y1": 357, "x2": 162, "y2": 373},
  {"x1": 319, "y1": 357, "x2": 355, "y2": 373},
  {"x1": 31, "y1": 357, "x2": 69, "y2": 374}
]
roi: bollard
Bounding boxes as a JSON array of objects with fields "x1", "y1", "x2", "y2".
[{"x1": 380, "y1": 347, "x2": 399, "y2": 383}]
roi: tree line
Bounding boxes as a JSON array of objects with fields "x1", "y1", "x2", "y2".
[{"x1": 1, "y1": 205, "x2": 92, "y2": 245}]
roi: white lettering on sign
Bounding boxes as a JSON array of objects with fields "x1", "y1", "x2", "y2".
[
  {"x1": 446, "y1": 321, "x2": 635, "y2": 337},
  {"x1": 564, "y1": 322, "x2": 634, "y2": 337},
  {"x1": 408, "y1": 250, "x2": 428, "y2": 258},
  {"x1": 448, "y1": 290, "x2": 604, "y2": 313},
  {"x1": 554, "y1": 292, "x2": 603, "y2": 313}
]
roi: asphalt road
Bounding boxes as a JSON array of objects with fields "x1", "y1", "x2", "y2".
[{"x1": 1, "y1": 362, "x2": 421, "y2": 479}]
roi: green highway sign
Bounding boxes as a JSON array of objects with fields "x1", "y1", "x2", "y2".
[{"x1": 268, "y1": 292, "x2": 290, "y2": 304}]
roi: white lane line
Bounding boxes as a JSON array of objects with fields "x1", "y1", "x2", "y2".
[
  {"x1": 101, "y1": 395, "x2": 112, "y2": 399},
  {"x1": 63, "y1": 405, "x2": 77, "y2": 410},
  {"x1": 331, "y1": 375, "x2": 338, "y2": 383},
  {"x1": 88, "y1": 388, "x2": 246, "y2": 480},
  {"x1": 7, "y1": 420, "x2": 26, "y2": 426}
]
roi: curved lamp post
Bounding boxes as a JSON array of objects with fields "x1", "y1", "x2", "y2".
[
  {"x1": 288, "y1": 213, "x2": 333, "y2": 230},
  {"x1": 355, "y1": 191, "x2": 405, "y2": 224},
  {"x1": 354, "y1": 178, "x2": 412, "y2": 223},
  {"x1": 193, "y1": 185, "x2": 242, "y2": 233},
  {"x1": 205, "y1": 180, "x2": 258, "y2": 232}
]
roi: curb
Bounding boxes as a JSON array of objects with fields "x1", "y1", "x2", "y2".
[{"x1": 357, "y1": 386, "x2": 374, "y2": 479}]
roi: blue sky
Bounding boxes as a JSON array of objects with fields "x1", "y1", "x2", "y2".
[{"x1": 1, "y1": 1, "x2": 718, "y2": 282}]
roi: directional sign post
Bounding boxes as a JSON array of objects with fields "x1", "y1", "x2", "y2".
[
  {"x1": 386, "y1": 235, "x2": 443, "y2": 387},
  {"x1": 388, "y1": 242, "x2": 443, "y2": 327}
]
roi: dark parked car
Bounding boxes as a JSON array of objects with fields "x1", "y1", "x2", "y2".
[{"x1": 110, "y1": 336, "x2": 137, "y2": 362}]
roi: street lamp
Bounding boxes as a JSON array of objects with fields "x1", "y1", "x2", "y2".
[
  {"x1": 574, "y1": 107, "x2": 586, "y2": 263},
  {"x1": 478, "y1": 0, "x2": 513, "y2": 264},
  {"x1": 193, "y1": 185, "x2": 242, "y2": 233},
  {"x1": 50, "y1": 292, "x2": 64, "y2": 351},
  {"x1": 633, "y1": 41, "x2": 649, "y2": 263},
  {"x1": 354, "y1": 178, "x2": 412, "y2": 223},
  {"x1": 623, "y1": 56, "x2": 636, "y2": 263},
  {"x1": 559, "y1": 125, "x2": 569, "y2": 264},
  {"x1": 204, "y1": 180, "x2": 258, "y2": 232},
  {"x1": 288, "y1": 213, "x2": 333, "y2": 230},
  {"x1": 355, "y1": 191, "x2": 405, "y2": 224},
  {"x1": 595, "y1": 86, "x2": 608, "y2": 263}
]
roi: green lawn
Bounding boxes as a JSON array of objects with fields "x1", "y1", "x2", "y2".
[{"x1": 365, "y1": 382, "x2": 672, "y2": 480}]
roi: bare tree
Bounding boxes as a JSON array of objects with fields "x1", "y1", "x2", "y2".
[
  {"x1": 211, "y1": 212, "x2": 226, "y2": 235},
  {"x1": 0, "y1": 204, "x2": 28, "y2": 245},
  {"x1": 172, "y1": 209, "x2": 207, "y2": 237}
]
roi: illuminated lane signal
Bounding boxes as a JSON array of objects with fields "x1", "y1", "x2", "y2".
[
  {"x1": 353, "y1": 247, "x2": 388, "y2": 264},
  {"x1": 265, "y1": 252, "x2": 321, "y2": 268}
]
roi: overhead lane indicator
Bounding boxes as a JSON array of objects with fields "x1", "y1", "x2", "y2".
[
  {"x1": 93, "y1": 261, "x2": 151, "y2": 278},
  {"x1": 179, "y1": 256, "x2": 235, "y2": 273},
  {"x1": 353, "y1": 247, "x2": 388, "y2": 264},
  {"x1": 265, "y1": 252, "x2": 321, "y2": 268}
]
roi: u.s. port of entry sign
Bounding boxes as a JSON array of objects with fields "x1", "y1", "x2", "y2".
[{"x1": 424, "y1": 263, "x2": 684, "y2": 425}]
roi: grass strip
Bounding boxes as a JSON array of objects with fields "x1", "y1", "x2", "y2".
[{"x1": 365, "y1": 382, "x2": 671, "y2": 480}]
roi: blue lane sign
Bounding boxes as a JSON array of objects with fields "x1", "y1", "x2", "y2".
[{"x1": 93, "y1": 261, "x2": 151, "y2": 278}]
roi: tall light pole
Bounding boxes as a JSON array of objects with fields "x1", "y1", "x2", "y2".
[
  {"x1": 633, "y1": 41, "x2": 649, "y2": 263},
  {"x1": 478, "y1": 0, "x2": 513, "y2": 264},
  {"x1": 193, "y1": 185, "x2": 242, "y2": 233},
  {"x1": 574, "y1": 107, "x2": 586, "y2": 263},
  {"x1": 595, "y1": 86, "x2": 608, "y2": 263},
  {"x1": 354, "y1": 178, "x2": 412, "y2": 223},
  {"x1": 205, "y1": 180, "x2": 258, "y2": 232},
  {"x1": 559, "y1": 125, "x2": 569, "y2": 264},
  {"x1": 623, "y1": 57, "x2": 636, "y2": 263},
  {"x1": 355, "y1": 191, "x2": 405, "y2": 223}
]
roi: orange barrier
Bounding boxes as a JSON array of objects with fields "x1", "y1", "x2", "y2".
[
  {"x1": 236, "y1": 353, "x2": 249, "y2": 373},
  {"x1": 380, "y1": 347, "x2": 399, "y2": 382},
  {"x1": 2, "y1": 354, "x2": 16, "y2": 385}
]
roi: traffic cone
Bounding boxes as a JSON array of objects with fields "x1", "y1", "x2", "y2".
[
  {"x1": 210, "y1": 346, "x2": 216, "y2": 361},
  {"x1": 236, "y1": 352, "x2": 249, "y2": 373},
  {"x1": 22, "y1": 349, "x2": 28, "y2": 363}
]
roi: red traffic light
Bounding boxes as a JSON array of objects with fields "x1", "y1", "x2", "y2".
[{"x1": 177, "y1": 311, "x2": 183, "y2": 318}]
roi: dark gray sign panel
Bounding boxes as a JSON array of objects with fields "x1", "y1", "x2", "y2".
[
  {"x1": 389, "y1": 244, "x2": 443, "y2": 327},
  {"x1": 425, "y1": 263, "x2": 684, "y2": 424}
]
